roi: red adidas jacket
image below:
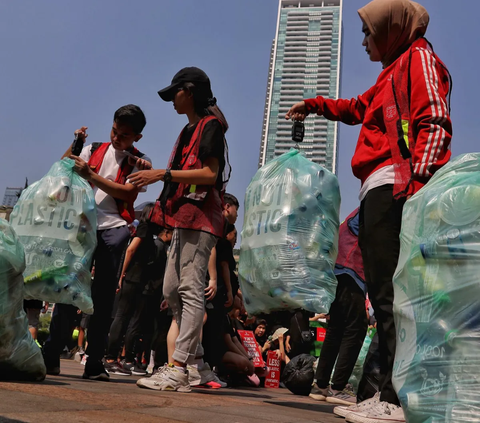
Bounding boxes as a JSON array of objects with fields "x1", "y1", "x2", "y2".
[{"x1": 305, "y1": 38, "x2": 452, "y2": 194}]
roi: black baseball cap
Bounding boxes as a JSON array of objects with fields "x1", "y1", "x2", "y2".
[{"x1": 158, "y1": 67, "x2": 213, "y2": 102}]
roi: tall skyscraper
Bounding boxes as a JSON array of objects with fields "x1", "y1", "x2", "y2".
[
  {"x1": 259, "y1": 0, "x2": 342, "y2": 173},
  {"x1": 2, "y1": 187, "x2": 22, "y2": 207}
]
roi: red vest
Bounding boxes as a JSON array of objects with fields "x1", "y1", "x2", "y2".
[
  {"x1": 88, "y1": 142, "x2": 141, "y2": 224},
  {"x1": 151, "y1": 116, "x2": 224, "y2": 237},
  {"x1": 335, "y1": 208, "x2": 365, "y2": 286}
]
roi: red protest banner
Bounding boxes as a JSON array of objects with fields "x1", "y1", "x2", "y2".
[
  {"x1": 317, "y1": 327, "x2": 326, "y2": 342},
  {"x1": 265, "y1": 350, "x2": 281, "y2": 388},
  {"x1": 238, "y1": 330, "x2": 265, "y2": 368}
]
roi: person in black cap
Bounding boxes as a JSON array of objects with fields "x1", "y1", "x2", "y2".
[{"x1": 130, "y1": 67, "x2": 231, "y2": 392}]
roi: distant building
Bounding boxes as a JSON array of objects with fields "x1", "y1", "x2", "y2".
[
  {"x1": 259, "y1": 0, "x2": 343, "y2": 172},
  {"x1": 2, "y1": 187, "x2": 23, "y2": 207}
]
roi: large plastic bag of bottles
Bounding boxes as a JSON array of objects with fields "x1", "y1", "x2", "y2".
[
  {"x1": 10, "y1": 158, "x2": 97, "y2": 314},
  {"x1": 349, "y1": 327, "x2": 377, "y2": 391},
  {"x1": 239, "y1": 149, "x2": 340, "y2": 315},
  {"x1": 393, "y1": 153, "x2": 480, "y2": 423},
  {"x1": 0, "y1": 219, "x2": 46, "y2": 381}
]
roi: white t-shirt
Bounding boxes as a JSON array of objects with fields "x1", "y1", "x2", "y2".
[
  {"x1": 358, "y1": 165, "x2": 395, "y2": 201},
  {"x1": 80, "y1": 144, "x2": 151, "y2": 230}
]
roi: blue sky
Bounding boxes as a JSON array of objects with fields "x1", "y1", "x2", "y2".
[{"x1": 1, "y1": 0, "x2": 478, "y2": 234}]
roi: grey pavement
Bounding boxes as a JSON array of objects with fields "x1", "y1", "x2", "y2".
[{"x1": 0, "y1": 359, "x2": 342, "y2": 423}]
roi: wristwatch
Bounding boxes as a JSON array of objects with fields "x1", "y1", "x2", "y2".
[{"x1": 164, "y1": 168, "x2": 172, "y2": 184}]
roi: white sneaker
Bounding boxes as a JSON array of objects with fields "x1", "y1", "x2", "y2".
[
  {"x1": 334, "y1": 392, "x2": 380, "y2": 418},
  {"x1": 136, "y1": 364, "x2": 191, "y2": 392},
  {"x1": 346, "y1": 401, "x2": 405, "y2": 423},
  {"x1": 75, "y1": 347, "x2": 86, "y2": 362},
  {"x1": 187, "y1": 362, "x2": 215, "y2": 386},
  {"x1": 80, "y1": 354, "x2": 88, "y2": 366}
]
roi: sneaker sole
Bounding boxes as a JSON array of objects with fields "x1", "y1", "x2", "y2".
[
  {"x1": 136, "y1": 379, "x2": 191, "y2": 392},
  {"x1": 333, "y1": 406, "x2": 351, "y2": 418},
  {"x1": 110, "y1": 371, "x2": 132, "y2": 376},
  {"x1": 131, "y1": 371, "x2": 148, "y2": 376},
  {"x1": 327, "y1": 397, "x2": 357, "y2": 406},
  {"x1": 309, "y1": 393, "x2": 327, "y2": 401}
]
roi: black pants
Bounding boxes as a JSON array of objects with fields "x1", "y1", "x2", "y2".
[
  {"x1": 106, "y1": 281, "x2": 147, "y2": 362},
  {"x1": 43, "y1": 226, "x2": 130, "y2": 368},
  {"x1": 359, "y1": 185, "x2": 405, "y2": 405},
  {"x1": 43, "y1": 303, "x2": 79, "y2": 367},
  {"x1": 315, "y1": 274, "x2": 368, "y2": 390},
  {"x1": 203, "y1": 302, "x2": 228, "y2": 369},
  {"x1": 152, "y1": 308, "x2": 171, "y2": 368}
]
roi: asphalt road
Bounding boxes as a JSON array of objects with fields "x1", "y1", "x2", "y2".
[{"x1": 0, "y1": 359, "x2": 342, "y2": 423}]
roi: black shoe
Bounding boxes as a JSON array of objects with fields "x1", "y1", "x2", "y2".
[
  {"x1": 43, "y1": 353, "x2": 60, "y2": 376},
  {"x1": 83, "y1": 360, "x2": 110, "y2": 381},
  {"x1": 124, "y1": 361, "x2": 147, "y2": 376},
  {"x1": 103, "y1": 359, "x2": 132, "y2": 376}
]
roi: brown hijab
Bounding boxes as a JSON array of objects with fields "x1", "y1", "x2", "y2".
[{"x1": 358, "y1": 0, "x2": 429, "y2": 67}]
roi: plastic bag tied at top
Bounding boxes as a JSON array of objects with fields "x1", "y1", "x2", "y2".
[
  {"x1": 10, "y1": 158, "x2": 97, "y2": 314},
  {"x1": 0, "y1": 218, "x2": 46, "y2": 381},
  {"x1": 393, "y1": 153, "x2": 480, "y2": 422},
  {"x1": 239, "y1": 149, "x2": 340, "y2": 315}
]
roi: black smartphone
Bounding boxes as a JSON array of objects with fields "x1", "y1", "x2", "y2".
[{"x1": 71, "y1": 134, "x2": 84, "y2": 156}]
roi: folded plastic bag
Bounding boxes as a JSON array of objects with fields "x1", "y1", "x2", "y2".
[
  {"x1": 393, "y1": 153, "x2": 480, "y2": 422},
  {"x1": 0, "y1": 219, "x2": 46, "y2": 381},
  {"x1": 239, "y1": 149, "x2": 340, "y2": 315},
  {"x1": 10, "y1": 158, "x2": 97, "y2": 314}
]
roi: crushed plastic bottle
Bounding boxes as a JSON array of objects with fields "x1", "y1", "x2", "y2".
[
  {"x1": 10, "y1": 158, "x2": 97, "y2": 314},
  {"x1": 239, "y1": 149, "x2": 340, "y2": 315}
]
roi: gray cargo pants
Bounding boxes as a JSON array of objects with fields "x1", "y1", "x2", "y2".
[{"x1": 163, "y1": 228, "x2": 217, "y2": 364}]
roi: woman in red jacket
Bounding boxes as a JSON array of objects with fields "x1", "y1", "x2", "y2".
[{"x1": 286, "y1": 1, "x2": 452, "y2": 422}]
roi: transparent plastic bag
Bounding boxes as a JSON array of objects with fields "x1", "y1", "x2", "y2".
[
  {"x1": 10, "y1": 158, "x2": 97, "y2": 314},
  {"x1": 349, "y1": 328, "x2": 376, "y2": 391},
  {"x1": 0, "y1": 219, "x2": 46, "y2": 381},
  {"x1": 393, "y1": 153, "x2": 480, "y2": 422},
  {"x1": 239, "y1": 149, "x2": 340, "y2": 315}
]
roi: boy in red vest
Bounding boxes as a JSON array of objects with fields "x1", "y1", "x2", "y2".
[
  {"x1": 43, "y1": 104, "x2": 152, "y2": 381},
  {"x1": 286, "y1": 1, "x2": 452, "y2": 422}
]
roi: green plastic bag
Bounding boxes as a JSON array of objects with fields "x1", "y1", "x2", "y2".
[
  {"x1": 0, "y1": 219, "x2": 46, "y2": 381},
  {"x1": 239, "y1": 149, "x2": 340, "y2": 315},
  {"x1": 10, "y1": 158, "x2": 97, "y2": 314},
  {"x1": 393, "y1": 153, "x2": 480, "y2": 422}
]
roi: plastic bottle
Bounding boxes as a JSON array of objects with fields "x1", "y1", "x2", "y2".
[{"x1": 420, "y1": 226, "x2": 480, "y2": 260}]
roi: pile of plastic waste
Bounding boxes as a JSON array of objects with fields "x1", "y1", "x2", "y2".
[
  {"x1": 239, "y1": 149, "x2": 340, "y2": 315},
  {"x1": 393, "y1": 153, "x2": 480, "y2": 422},
  {"x1": 10, "y1": 158, "x2": 97, "y2": 314},
  {"x1": 0, "y1": 219, "x2": 46, "y2": 381}
]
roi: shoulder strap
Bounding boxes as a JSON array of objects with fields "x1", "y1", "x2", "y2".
[{"x1": 90, "y1": 142, "x2": 103, "y2": 155}]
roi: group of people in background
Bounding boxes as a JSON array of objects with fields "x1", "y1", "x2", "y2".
[{"x1": 32, "y1": 0, "x2": 453, "y2": 422}]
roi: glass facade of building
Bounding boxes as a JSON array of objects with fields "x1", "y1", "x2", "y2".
[{"x1": 258, "y1": 0, "x2": 342, "y2": 173}]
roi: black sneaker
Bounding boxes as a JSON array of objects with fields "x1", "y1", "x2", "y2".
[
  {"x1": 83, "y1": 360, "x2": 110, "y2": 381},
  {"x1": 124, "y1": 361, "x2": 147, "y2": 376},
  {"x1": 309, "y1": 384, "x2": 332, "y2": 401},
  {"x1": 43, "y1": 354, "x2": 61, "y2": 376},
  {"x1": 103, "y1": 360, "x2": 132, "y2": 376}
]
